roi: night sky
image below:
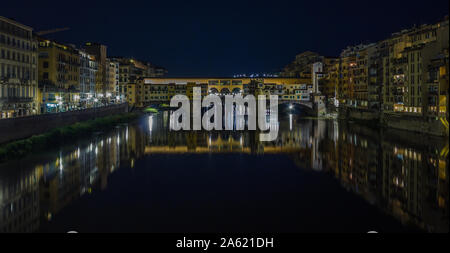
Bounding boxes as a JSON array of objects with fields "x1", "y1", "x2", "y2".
[{"x1": 2, "y1": 0, "x2": 449, "y2": 76}]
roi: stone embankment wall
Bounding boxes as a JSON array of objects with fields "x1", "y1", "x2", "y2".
[
  {"x1": 0, "y1": 103, "x2": 128, "y2": 143},
  {"x1": 338, "y1": 107, "x2": 380, "y2": 121},
  {"x1": 338, "y1": 107, "x2": 448, "y2": 136},
  {"x1": 381, "y1": 112, "x2": 447, "y2": 136}
]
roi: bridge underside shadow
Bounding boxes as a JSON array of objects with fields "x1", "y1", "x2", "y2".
[{"x1": 278, "y1": 102, "x2": 315, "y2": 116}]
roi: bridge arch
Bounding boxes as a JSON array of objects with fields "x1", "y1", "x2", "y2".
[
  {"x1": 209, "y1": 88, "x2": 219, "y2": 94},
  {"x1": 232, "y1": 88, "x2": 241, "y2": 94},
  {"x1": 279, "y1": 100, "x2": 315, "y2": 116},
  {"x1": 221, "y1": 88, "x2": 231, "y2": 95},
  {"x1": 279, "y1": 100, "x2": 313, "y2": 110}
]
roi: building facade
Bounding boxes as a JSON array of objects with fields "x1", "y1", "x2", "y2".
[
  {"x1": 79, "y1": 49, "x2": 97, "y2": 107},
  {"x1": 114, "y1": 57, "x2": 167, "y2": 103},
  {"x1": 319, "y1": 59, "x2": 340, "y2": 104},
  {"x1": 37, "y1": 38, "x2": 80, "y2": 113},
  {"x1": 381, "y1": 18, "x2": 449, "y2": 120},
  {"x1": 299, "y1": 16, "x2": 450, "y2": 124},
  {"x1": 280, "y1": 51, "x2": 322, "y2": 78},
  {"x1": 109, "y1": 59, "x2": 120, "y2": 99},
  {"x1": 105, "y1": 59, "x2": 116, "y2": 101},
  {"x1": 0, "y1": 16, "x2": 38, "y2": 118},
  {"x1": 84, "y1": 43, "x2": 107, "y2": 98}
]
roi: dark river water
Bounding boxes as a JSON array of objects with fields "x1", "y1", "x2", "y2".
[{"x1": 0, "y1": 112, "x2": 448, "y2": 233}]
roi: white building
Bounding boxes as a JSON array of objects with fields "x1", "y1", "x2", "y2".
[
  {"x1": 79, "y1": 49, "x2": 97, "y2": 106},
  {"x1": 0, "y1": 16, "x2": 38, "y2": 118}
]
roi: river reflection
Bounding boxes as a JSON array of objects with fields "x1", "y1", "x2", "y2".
[{"x1": 0, "y1": 112, "x2": 448, "y2": 232}]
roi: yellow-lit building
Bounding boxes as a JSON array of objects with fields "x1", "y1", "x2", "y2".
[
  {"x1": 338, "y1": 54, "x2": 356, "y2": 106},
  {"x1": 382, "y1": 19, "x2": 448, "y2": 116},
  {"x1": 115, "y1": 57, "x2": 147, "y2": 102},
  {"x1": 337, "y1": 43, "x2": 382, "y2": 110},
  {"x1": 426, "y1": 49, "x2": 449, "y2": 120},
  {"x1": 109, "y1": 57, "x2": 167, "y2": 103},
  {"x1": 353, "y1": 47, "x2": 370, "y2": 108},
  {"x1": 37, "y1": 38, "x2": 80, "y2": 113},
  {"x1": 319, "y1": 60, "x2": 340, "y2": 102},
  {"x1": 124, "y1": 82, "x2": 137, "y2": 106},
  {"x1": 105, "y1": 59, "x2": 116, "y2": 100}
]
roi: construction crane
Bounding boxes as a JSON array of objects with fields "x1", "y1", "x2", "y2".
[{"x1": 36, "y1": 27, "x2": 70, "y2": 36}]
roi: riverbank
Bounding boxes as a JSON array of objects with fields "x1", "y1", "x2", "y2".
[
  {"x1": 0, "y1": 103, "x2": 129, "y2": 144},
  {"x1": 0, "y1": 112, "x2": 140, "y2": 163},
  {"x1": 337, "y1": 106, "x2": 449, "y2": 137}
]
